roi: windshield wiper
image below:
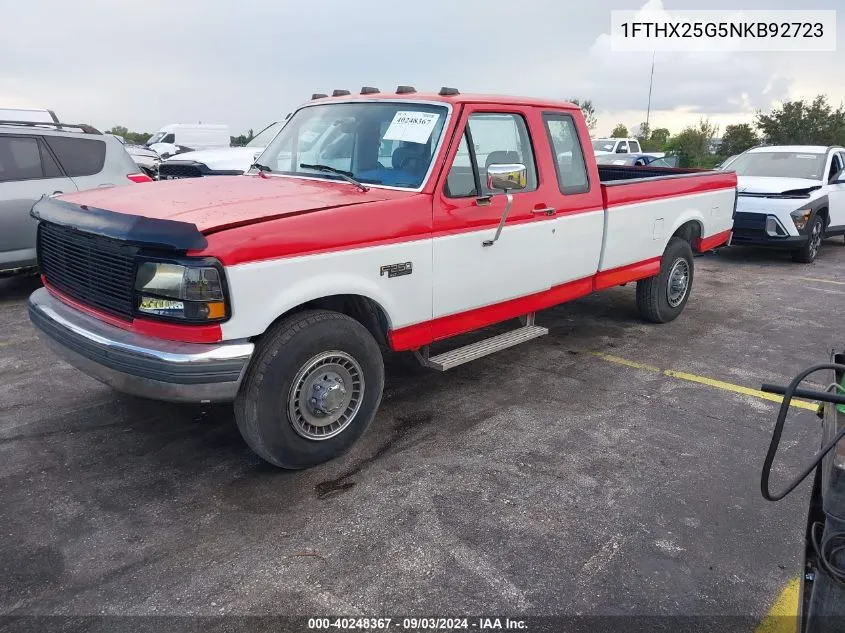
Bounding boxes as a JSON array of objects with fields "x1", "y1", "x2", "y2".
[
  {"x1": 250, "y1": 162, "x2": 273, "y2": 173},
  {"x1": 300, "y1": 163, "x2": 369, "y2": 192}
]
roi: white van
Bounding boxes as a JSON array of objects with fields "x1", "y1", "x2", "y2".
[{"x1": 146, "y1": 124, "x2": 230, "y2": 158}]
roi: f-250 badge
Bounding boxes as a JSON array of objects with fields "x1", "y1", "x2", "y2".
[{"x1": 379, "y1": 262, "x2": 412, "y2": 278}]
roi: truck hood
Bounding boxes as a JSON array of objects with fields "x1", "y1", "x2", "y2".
[
  {"x1": 57, "y1": 175, "x2": 408, "y2": 234},
  {"x1": 162, "y1": 146, "x2": 263, "y2": 172},
  {"x1": 737, "y1": 176, "x2": 822, "y2": 197}
]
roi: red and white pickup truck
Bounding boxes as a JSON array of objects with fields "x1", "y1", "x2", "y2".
[{"x1": 28, "y1": 87, "x2": 737, "y2": 468}]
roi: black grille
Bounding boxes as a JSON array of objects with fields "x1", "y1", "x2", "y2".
[
  {"x1": 731, "y1": 211, "x2": 766, "y2": 240},
  {"x1": 158, "y1": 163, "x2": 203, "y2": 179},
  {"x1": 38, "y1": 223, "x2": 137, "y2": 319}
]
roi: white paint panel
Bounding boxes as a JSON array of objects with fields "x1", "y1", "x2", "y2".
[
  {"x1": 550, "y1": 210, "x2": 605, "y2": 285},
  {"x1": 432, "y1": 220, "x2": 556, "y2": 318},
  {"x1": 600, "y1": 189, "x2": 734, "y2": 271},
  {"x1": 221, "y1": 240, "x2": 433, "y2": 340}
]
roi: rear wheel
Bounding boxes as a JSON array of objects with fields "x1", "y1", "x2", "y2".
[
  {"x1": 636, "y1": 237, "x2": 695, "y2": 324},
  {"x1": 791, "y1": 215, "x2": 823, "y2": 263},
  {"x1": 234, "y1": 310, "x2": 384, "y2": 469}
]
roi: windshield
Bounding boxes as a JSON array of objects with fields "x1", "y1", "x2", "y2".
[
  {"x1": 254, "y1": 101, "x2": 449, "y2": 189},
  {"x1": 146, "y1": 131, "x2": 166, "y2": 145},
  {"x1": 592, "y1": 140, "x2": 616, "y2": 152},
  {"x1": 248, "y1": 121, "x2": 285, "y2": 148},
  {"x1": 730, "y1": 151, "x2": 825, "y2": 180}
]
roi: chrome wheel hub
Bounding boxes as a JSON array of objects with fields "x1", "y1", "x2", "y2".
[
  {"x1": 667, "y1": 258, "x2": 690, "y2": 308},
  {"x1": 289, "y1": 351, "x2": 364, "y2": 441}
]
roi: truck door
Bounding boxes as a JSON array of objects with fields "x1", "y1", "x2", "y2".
[
  {"x1": 432, "y1": 107, "x2": 557, "y2": 326},
  {"x1": 540, "y1": 111, "x2": 605, "y2": 285}
]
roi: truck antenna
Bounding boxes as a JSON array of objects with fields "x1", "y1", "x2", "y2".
[{"x1": 645, "y1": 51, "x2": 655, "y2": 133}]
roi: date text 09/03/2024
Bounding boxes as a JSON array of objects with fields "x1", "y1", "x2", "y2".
[{"x1": 307, "y1": 617, "x2": 528, "y2": 630}]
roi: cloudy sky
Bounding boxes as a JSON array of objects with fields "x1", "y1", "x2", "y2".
[{"x1": 1, "y1": 0, "x2": 841, "y2": 137}]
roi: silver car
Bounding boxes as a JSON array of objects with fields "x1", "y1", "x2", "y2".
[{"x1": 0, "y1": 119, "x2": 147, "y2": 276}]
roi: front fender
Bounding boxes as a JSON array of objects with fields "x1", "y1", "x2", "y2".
[{"x1": 219, "y1": 240, "x2": 433, "y2": 341}]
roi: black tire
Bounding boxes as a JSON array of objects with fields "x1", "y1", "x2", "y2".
[
  {"x1": 636, "y1": 237, "x2": 695, "y2": 324},
  {"x1": 791, "y1": 214, "x2": 824, "y2": 263},
  {"x1": 234, "y1": 309, "x2": 384, "y2": 469}
]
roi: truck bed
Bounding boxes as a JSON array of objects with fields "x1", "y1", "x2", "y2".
[
  {"x1": 598, "y1": 164, "x2": 712, "y2": 183},
  {"x1": 598, "y1": 164, "x2": 736, "y2": 211}
]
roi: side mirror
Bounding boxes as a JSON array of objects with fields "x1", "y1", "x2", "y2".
[
  {"x1": 482, "y1": 163, "x2": 527, "y2": 248},
  {"x1": 486, "y1": 163, "x2": 527, "y2": 192}
]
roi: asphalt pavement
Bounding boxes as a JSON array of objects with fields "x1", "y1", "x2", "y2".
[{"x1": 1, "y1": 239, "x2": 844, "y2": 630}]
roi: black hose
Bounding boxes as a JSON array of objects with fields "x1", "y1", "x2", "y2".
[{"x1": 760, "y1": 363, "x2": 845, "y2": 502}]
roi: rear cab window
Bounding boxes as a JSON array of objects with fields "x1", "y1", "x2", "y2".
[
  {"x1": 44, "y1": 136, "x2": 106, "y2": 177},
  {"x1": 445, "y1": 112, "x2": 538, "y2": 198},
  {"x1": 629, "y1": 140, "x2": 641, "y2": 153},
  {"x1": 542, "y1": 113, "x2": 590, "y2": 195}
]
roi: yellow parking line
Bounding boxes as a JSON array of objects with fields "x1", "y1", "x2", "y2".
[
  {"x1": 588, "y1": 352, "x2": 818, "y2": 411},
  {"x1": 795, "y1": 276, "x2": 845, "y2": 286},
  {"x1": 590, "y1": 353, "x2": 661, "y2": 373},
  {"x1": 755, "y1": 576, "x2": 799, "y2": 633}
]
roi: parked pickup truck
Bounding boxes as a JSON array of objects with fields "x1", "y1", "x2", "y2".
[{"x1": 28, "y1": 87, "x2": 737, "y2": 469}]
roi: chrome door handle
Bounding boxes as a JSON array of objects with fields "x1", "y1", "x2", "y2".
[{"x1": 531, "y1": 207, "x2": 556, "y2": 216}]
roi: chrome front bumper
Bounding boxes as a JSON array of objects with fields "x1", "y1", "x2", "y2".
[{"x1": 28, "y1": 287, "x2": 253, "y2": 403}]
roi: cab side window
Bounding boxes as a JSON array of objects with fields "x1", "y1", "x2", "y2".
[
  {"x1": 469, "y1": 113, "x2": 538, "y2": 196},
  {"x1": 445, "y1": 112, "x2": 538, "y2": 198},
  {"x1": 543, "y1": 113, "x2": 590, "y2": 195},
  {"x1": 162, "y1": 133, "x2": 175, "y2": 144},
  {"x1": 629, "y1": 140, "x2": 641, "y2": 153}
]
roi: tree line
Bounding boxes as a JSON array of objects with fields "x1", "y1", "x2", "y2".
[{"x1": 570, "y1": 94, "x2": 845, "y2": 168}]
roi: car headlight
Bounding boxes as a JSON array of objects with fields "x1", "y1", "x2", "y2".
[
  {"x1": 135, "y1": 261, "x2": 227, "y2": 321},
  {"x1": 790, "y1": 209, "x2": 812, "y2": 231}
]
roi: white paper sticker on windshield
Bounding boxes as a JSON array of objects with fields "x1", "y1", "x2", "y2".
[
  {"x1": 796, "y1": 154, "x2": 817, "y2": 159},
  {"x1": 383, "y1": 111, "x2": 440, "y2": 144}
]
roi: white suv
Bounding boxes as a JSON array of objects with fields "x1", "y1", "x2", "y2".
[{"x1": 730, "y1": 145, "x2": 845, "y2": 263}]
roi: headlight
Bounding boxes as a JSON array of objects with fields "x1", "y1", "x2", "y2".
[
  {"x1": 790, "y1": 209, "x2": 812, "y2": 231},
  {"x1": 135, "y1": 261, "x2": 227, "y2": 321}
]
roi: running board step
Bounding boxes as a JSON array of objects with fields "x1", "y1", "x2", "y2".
[{"x1": 420, "y1": 325, "x2": 548, "y2": 371}]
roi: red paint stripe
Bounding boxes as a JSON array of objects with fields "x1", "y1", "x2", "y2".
[
  {"x1": 388, "y1": 255, "x2": 670, "y2": 351},
  {"x1": 389, "y1": 277, "x2": 594, "y2": 351},
  {"x1": 695, "y1": 229, "x2": 732, "y2": 252},
  {"x1": 201, "y1": 173, "x2": 736, "y2": 267},
  {"x1": 593, "y1": 257, "x2": 660, "y2": 291},
  {"x1": 43, "y1": 282, "x2": 222, "y2": 344},
  {"x1": 602, "y1": 172, "x2": 736, "y2": 208}
]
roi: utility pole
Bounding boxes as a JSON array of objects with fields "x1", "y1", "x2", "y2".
[{"x1": 645, "y1": 51, "x2": 655, "y2": 133}]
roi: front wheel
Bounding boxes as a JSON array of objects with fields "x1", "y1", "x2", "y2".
[
  {"x1": 636, "y1": 237, "x2": 695, "y2": 324},
  {"x1": 234, "y1": 310, "x2": 385, "y2": 469},
  {"x1": 791, "y1": 215, "x2": 824, "y2": 263}
]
